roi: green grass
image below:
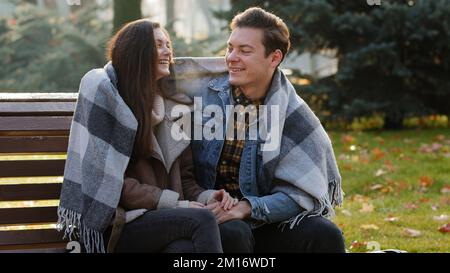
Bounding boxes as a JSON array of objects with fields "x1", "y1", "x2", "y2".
[{"x1": 328, "y1": 129, "x2": 450, "y2": 253}]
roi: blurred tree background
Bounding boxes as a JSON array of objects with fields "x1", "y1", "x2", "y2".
[
  {"x1": 219, "y1": 0, "x2": 450, "y2": 129},
  {"x1": 113, "y1": 0, "x2": 141, "y2": 33},
  {"x1": 0, "y1": 0, "x2": 449, "y2": 129},
  {"x1": 0, "y1": 0, "x2": 111, "y2": 92}
]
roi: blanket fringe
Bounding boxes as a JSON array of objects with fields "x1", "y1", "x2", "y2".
[
  {"x1": 57, "y1": 206, "x2": 105, "y2": 253},
  {"x1": 278, "y1": 194, "x2": 337, "y2": 231}
]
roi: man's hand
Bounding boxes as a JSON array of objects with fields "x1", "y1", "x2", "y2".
[
  {"x1": 208, "y1": 189, "x2": 239, "y2": 210},
  {"x1": 206, "y1": 200, "x2": 252, "y2": 224}
]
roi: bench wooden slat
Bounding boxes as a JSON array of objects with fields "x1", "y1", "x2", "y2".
[
  {"x1": 0, "y1": 160, "x2": 65, "y2": 177},
  {"x1": 0, "y1": 116, "x2": 72, "y2": 134},
  {"x1": 0, "y1": 207, "x2": 58, "y2": 225},
  {"x1": 0, "y1": 93, "x2": 77, "y2": 102},
  {"x1": 0, "y1": 229, "x2": 66, "y2": 246},
  {"x1": 0, "y1": 102, "x2": 76, "y2": 116},
  {"x1": 0, "y1": 136, "x2": 69, "y2": 153},
  {"x1": 0, "y1": 243, "x2": 67, "y2": 253},
  {"x1": 0, "y1": 183, "x2": 62, "y2": 201}
]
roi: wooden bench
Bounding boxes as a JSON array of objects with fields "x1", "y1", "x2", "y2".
[{"x1": 0, "y1": 93, "x2": 77, "y2": 253}]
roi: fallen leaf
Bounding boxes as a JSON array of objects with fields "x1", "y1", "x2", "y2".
[
  {"x1": 433, "y1": 214, "x2": 449, "y2": 222},
  {"x1": 359, "y1": 203, "x2": 374, "y2": 213},
  {"x1": 359, "y1": 150, "x2": 370, "y2": 164},
  {"x1": 371, "y1": 147, "x2": 385, "y2": 160},
  {"x1": 370, "y1": 184, "x2": 384, "y2": 191},
  {"x1": 404, "y1": 202, "x2": 419, "y2": 210},
  {"x1": 352, "y1": 194, "x2": 369, "y2": 203},
  {"x1": 403, "y1": 138, "x2": 413, "y2": 144},
  {"x1": 419, "y1": 176, "x2": 433, "y2": 187},
  {"x1": 384, "y1": 160, "x2": 395, "y2": 172},
  {"x1": 341, "y1": 209, "x2": 352, "y2": 217},
  {"x1": 374, "y1": 168, "x2": 387, "y2": 177},
  {"x1": 384, "y1": 216, "x2": 399, "y2": 222},
  {"x1": 349, "y1": 240, "x2": 367, "y2": 251},
  {"x1": 403, "y1": 228, "x2": 422, "y2": 237},
  {"x1": 360, "y1": 224, "x2": 379, "y2": 230},
  {"x1": 338, "y1": 153, "x2": 348, "y2": 161},
  {"x1": 441, "y1": 185, "x2": 450, "y2": 194},
  {"x1": 341, "y1": 134, "x2": 355, "y2": 145},
  {"x1": 381, "y1": 186, "x2": 394, "y2": 194},
  {"x1": 433, "y1": 134, "x2": 445, "y2": 142},
  {"x1": 438, "y1": 223, "x2": 450, "y2": 233}
]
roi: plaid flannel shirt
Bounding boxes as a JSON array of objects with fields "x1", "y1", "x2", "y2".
[{"x1": 215, "y1": 87, "x2": 263, "y2": 199}]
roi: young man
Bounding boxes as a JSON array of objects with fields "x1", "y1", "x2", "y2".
[{"x1": 172, "y1": 7, "x2": 345, "y2": 253}]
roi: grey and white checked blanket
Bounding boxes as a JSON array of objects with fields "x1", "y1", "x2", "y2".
[
  {"x1": 259, "y1": 69, "x2": 343, "y2": 228},
  {"x1": 57, "y1": 62, "x2": 137, "y2": 253}
]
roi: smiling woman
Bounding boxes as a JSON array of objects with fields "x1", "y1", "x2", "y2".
[{"x1": 56, "y1": 19, "x2": 229, "y2": 253}]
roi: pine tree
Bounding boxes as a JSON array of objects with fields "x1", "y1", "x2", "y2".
[{"x1": 220, "y1": 0, "x2": 450, "y2": 128}]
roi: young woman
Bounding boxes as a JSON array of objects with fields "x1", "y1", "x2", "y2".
[{"x1": 57, "y1": 19, "x2": 236, "y2": 253}]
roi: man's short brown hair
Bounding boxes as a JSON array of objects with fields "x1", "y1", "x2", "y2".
[{"x1": 230, "y1": 7, "x2": 291, "y2": 62}]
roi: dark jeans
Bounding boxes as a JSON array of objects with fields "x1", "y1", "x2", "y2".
[
  {"x1": 109, "y1": 208, "x2": 223, "y2": 253},
  {"x1": 219, "y1": 216, "x2": 346, "y2": 253}
]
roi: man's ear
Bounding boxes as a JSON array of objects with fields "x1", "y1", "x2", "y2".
[{"x1": 270, "y1": 49, "x2": 283, "y2": 68}]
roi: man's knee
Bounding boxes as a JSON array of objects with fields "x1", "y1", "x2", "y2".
[
  {"x1": 219, "y1": 220, "x2": 254, "y2": 253},
  {"x1": 305, "y1": 216, "x2": 345, "y2": 253}
]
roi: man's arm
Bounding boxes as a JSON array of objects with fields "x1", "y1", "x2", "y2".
[{"x1": 209, "y1": 192, "x2": 302, "y2": 225}]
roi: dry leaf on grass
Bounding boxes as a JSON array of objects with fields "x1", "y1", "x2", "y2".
[
  {"x1": 441, "y1": 185, "x2": 450, "y2": 194},
  {"x1": 433, "y1": 215, "x2": 449, "y2": 222},
  {"x1": 402, "y1": 228, "x2": 422, "y2": 237},
  {"x1": 438, "y1": 223, "x2": 450, "y2": 233},
  {"x1": 359, "y1": 203, "x2": 374, "y2": 213},
  {"x1": 360, "y1": 224, "x2": 379, "y2": 230},
  {"x1": 384, "y1": 216, "x2": 399, "y2": 222}
]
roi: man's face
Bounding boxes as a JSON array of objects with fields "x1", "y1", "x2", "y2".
[{"x1": 225, "y1": 27, "x2": 278, "y2": 99}]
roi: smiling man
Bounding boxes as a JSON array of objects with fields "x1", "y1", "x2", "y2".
[{"x1": 187, "y1": 7, "x2": 346, "y2": 253}]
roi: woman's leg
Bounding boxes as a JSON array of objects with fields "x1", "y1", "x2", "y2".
[
  {"x1": 114, "y1": 208, "x2": 222, "y2": 253},
  {"x1": 161, "y1": 239, "x2": 195, "y2": 253}
]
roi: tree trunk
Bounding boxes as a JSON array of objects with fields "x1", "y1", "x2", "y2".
[
  {"x1": 113, "y1": 0, "x2": 142, "y2": 34},
  {"x1": 166, "y1": 0, "x2": 175, "y2": 32}
]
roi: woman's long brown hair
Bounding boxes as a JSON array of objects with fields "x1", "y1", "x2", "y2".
[{"x1": 106, "y1": 19, "x2": 166, "y2": 158}]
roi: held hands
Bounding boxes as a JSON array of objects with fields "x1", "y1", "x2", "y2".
[
  {"x1": 208, "y1": 189, "x2": 239, "y2": 210},
  {"x1": 206, "y1": 200, "x2": 252, "y2": 224}
]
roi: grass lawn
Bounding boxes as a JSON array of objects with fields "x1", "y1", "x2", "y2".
[{"x1": 329, "y1": 128, "x2": 450, "y2": 253}]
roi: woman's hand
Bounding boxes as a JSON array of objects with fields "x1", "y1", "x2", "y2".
[
  {"x1": 188, "y1": 201, "x2": 205, "y2": 208},
  {"x1": 208, "y1": 189, "x2": 239, "y2": 210}
]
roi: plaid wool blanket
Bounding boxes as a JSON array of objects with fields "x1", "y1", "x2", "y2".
[
  {"x1": 258, "y1": 69, "x2": 344, "y2": 228},
  {"x1": 57, "y1": 62, "x2": 137, "y2": 253}
]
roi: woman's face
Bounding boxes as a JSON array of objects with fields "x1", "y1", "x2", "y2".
[{"x1": 154, "y1": 28, "x2": 172, "y2": 80}]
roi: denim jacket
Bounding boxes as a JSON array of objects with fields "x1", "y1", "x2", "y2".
[{"x1": 171, "y1": 58, "x2": 302, "y2": 227}]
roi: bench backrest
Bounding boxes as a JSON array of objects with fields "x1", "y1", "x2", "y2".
[{"x1": 0, "y1": 93, "x2": 77, "y2": 252}]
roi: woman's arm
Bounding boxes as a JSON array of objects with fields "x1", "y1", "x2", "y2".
[{"x1": 120, "y1": 177, "x2": 180, "y2": 210}]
